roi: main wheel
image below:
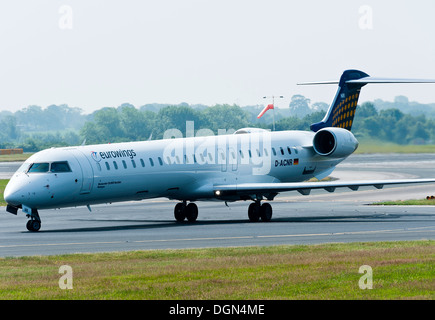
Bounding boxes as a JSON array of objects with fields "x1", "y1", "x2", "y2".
[
  {"x1": 248, "y1": 202, "x2": 260, "y2": 222},
  {"x1": 185, "y1": 203, "x2": 198, "y2": 222},
  {"x1": 260, "y1": 203, "x2": 273, "y2": 222},
  {"x1": 174, "y1": 203, "x2": 186, "y2": 222}
]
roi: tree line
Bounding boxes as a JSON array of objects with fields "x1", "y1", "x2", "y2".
[{"x1": 0, "y1": 100, "x2": 434, "y2": 152}]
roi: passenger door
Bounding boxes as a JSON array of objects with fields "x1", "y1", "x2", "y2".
[{"x1": 69, "y1": 149, "x2": 94, "y2": 194}]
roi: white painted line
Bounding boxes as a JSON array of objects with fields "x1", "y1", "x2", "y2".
[{"x1": 0, "y1": 227, "x2": 433, "y2": 249}]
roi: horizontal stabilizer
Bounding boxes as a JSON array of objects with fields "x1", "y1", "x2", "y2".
[
  {"x1": 298, "y1": 77, "x2": 435, "y2": 86},
  {"x1": 347, "y1": 77, "x2": 435, "y2": 84},
  {"x1": 298, "y1": 80, "x2": 339, "y2": 85}
]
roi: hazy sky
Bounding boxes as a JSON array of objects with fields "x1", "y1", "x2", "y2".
[{"x1": 1, "y1": 0, "x2": 434, "y2": 113}]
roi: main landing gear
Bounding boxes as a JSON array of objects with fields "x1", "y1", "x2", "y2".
[
  {"x1": 174, "y1": 201, "x2": 198, "y2": 222},
  {"x1": 173, "y1": 200, "x2": 273, "y2": 223},
  {"x1": 248, "y1": 201, "x2": 272, "y2": 222},
  {"x1": 26, "y1": 208, "x2": 41, "y2": 232}
]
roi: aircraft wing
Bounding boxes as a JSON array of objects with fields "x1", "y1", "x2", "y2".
[{"x1": 214, "y1": 178, "x2": 435, "y2": 199}]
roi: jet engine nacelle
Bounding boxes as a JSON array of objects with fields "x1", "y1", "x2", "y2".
[{"x1": 313, "y1": 127, "x2": 359, "y2": 158}]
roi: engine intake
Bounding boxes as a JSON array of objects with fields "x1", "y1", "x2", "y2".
[{"x1": 313, "y1": 127, "x2": 358, "y2": 158}]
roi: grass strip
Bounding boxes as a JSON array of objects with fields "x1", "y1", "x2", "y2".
[
  {"x1": 0, "y1": 154, "x2": 32, "y2": 162},
  {"x1": 0, "y1": 179, "x2": 8, "y2": 206},
  {"x1": 355, "y1": 139, "x2": 435, "y2": 154},
  {"x1": 0, "y1": 241, "x2": 433, "y2": 300},
  {"x1": 373, "y1": 199, "x2": 435, "y2": 205}
]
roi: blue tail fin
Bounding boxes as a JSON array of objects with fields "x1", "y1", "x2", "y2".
[{"x1": 309, "y1": 70, "x2": 369, "y2": 132}]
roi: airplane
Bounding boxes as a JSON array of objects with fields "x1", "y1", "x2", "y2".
[{"x1": 4, "y1": 69, "x2": 435, "y2": 232}]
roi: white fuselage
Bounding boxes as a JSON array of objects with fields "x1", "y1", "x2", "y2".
[{"x1": 4, "y1": 130, "x2": 347, "y2": 210}]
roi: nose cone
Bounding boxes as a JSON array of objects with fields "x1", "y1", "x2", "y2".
[{"x1": 4, "y1": 180, "x2": 23, "y2": 207}]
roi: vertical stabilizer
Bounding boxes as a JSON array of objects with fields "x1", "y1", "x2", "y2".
[{"x1": 309, "y1": 70, "x2": 369, "y2": 132}]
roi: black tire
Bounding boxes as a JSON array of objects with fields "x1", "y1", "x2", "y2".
[
  {"x1": 185, "y1": 203, "x2": 198, "y2": 222},
  {"x1": 174, "y1": 203, "x2": 186, "y2": 222},
  {"x1": 260, "y1": 203, "x2": 273, "y2": 222},
  {"x1": 248, "y1": 203, "x2": 260, "y2": 222},
  {"x1": 26, "y1": 220, "x2": 41, "y2": 232}
]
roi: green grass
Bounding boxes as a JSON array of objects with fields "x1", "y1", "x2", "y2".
[
  {"x1": 374, "y1": 199, "x2": 435, "y2": 206},
  {"x1": 0, "y1": 154, "x2": 32, "y2": 162},
  {"x1": 355, "y1": 139, "x2": 435, "y2": 154},
  {"x1": 0, "y1": 179, "x2": 8, "y2": 206},
  {"x1": 0, "y1": 241, "x2": 434, "y2": 300}
]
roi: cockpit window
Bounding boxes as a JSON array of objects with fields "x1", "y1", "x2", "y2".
[
  {"x1": 27, "y1": 163, "x2": 50, "y2": 173},
  {"x1": 26, "y1": 161, "x2": 72, "y2": 173},
  {"x1": 51, "y1": 161, "x2": 71, "y2": 173}
]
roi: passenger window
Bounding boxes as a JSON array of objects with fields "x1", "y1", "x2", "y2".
[
  {"x1": 272, "y1": 148, "x2": 276, "y2": 156},
  {"x1": 105, "y1": 162, "x2": 110, "y2": 170},
  {"x1": 158, "y1": 157, "x2": 163, "y2": 166},
  {"x1": 51, "y1": 161, "x2": 71, "y2": 173},
  {"x1": 264, "y1": 148, "x2": 269, "y2": 157},
  {"x1": 28, "y1": 163, "x2": 49, "y2": 173},
  {"x1": 122, "y1": 160, "x2": 127, "y2": 169},
  {"x1": 113, "y1": 161, "x2": 118, "y2": 170},
  {"x1": 131, "y1": 160, "x2": 136, "y2": 168},
  {"x1": 140, "y1": 159, "x2": 145, "y2": 167},
  {"x1": 280, "y1": 147, "x2": 284, "y2": 155},
  {"x1": 149, "y1": 158, "x2": 154, "y2": 167},
  {"x1": 287, "y1": 147, "x2": 292, "y2": 155}
]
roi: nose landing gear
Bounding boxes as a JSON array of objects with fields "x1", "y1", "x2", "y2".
[{"x1": 25, "y1": 208, "x2": 41, "y2": 232}]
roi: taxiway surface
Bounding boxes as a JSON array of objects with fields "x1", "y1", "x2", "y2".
[{"x1": 1, "y1": 153, "x2": 435, "y2": 257}]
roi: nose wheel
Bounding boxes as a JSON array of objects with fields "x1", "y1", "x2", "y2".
[{"x1": 26, "y1": 209, "x2": 41, "y2": 232}]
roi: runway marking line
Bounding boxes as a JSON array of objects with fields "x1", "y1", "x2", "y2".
[
  {"x1": 0, "y1": 227, "x2": 434, "y2": 250},
  {"x1": 258, "y1": 226, "x2": 435, "y2": 238}
]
